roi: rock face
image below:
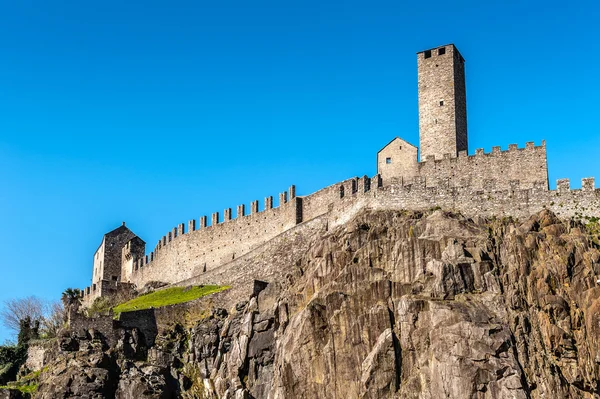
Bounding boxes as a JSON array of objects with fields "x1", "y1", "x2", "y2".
[
  {"x1": 0, "y1": 389, "x2": 26, "y2": 399},
  {"x1": 35, "y1": 209, "x2": 600, "y2": 398}
]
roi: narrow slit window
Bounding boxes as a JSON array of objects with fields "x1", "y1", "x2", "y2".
[
  {"x1": 386, "y1": 157, "x2": 392, "y2": 164},
  {"x1": 424, "y1": 50, "x2": 432, "y2": 59},
  {"x1": 438, "y1": 47, "x2": 446, "y2": 55},
  {"x1": 439, "y1": 100, "x2": 444, "y2": 106}
]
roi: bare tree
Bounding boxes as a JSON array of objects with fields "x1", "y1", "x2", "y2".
[
  {"x1": 0, "y1": 296, "x2": 45, "y2": 334},
  {"x1": 40, "y1": 302, "x2": 64, "y2": 338}
]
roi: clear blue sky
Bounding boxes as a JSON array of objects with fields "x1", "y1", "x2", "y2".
[{"x1": 1, "y1": 0, "x2": 599, "y2": 341}]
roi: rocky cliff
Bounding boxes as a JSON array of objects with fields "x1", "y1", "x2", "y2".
[{"x1": 31, "y1": 209, "x2": 600, "y2": 398}]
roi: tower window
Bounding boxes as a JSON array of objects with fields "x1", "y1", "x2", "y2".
[
  {"x1": 438, "y1": 47, "x2": 446, "y2": 56},
  {"x1": 424, "y1": 50, "x2": 432, "y2": 59},
  {"x1": 386, "y1": 157, "x2": 392, "y2": 164},
  {"x1": 439, "y1": 101, "x2": 444, "y2": 106}
]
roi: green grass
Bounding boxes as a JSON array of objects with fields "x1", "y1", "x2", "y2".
[{"x1": 112, "y1": 285, "x2": 230, "y2": 316}]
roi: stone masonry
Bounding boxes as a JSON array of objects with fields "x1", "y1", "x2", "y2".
[
  {"x1": 418, "y1": 44, "x2": 468, "y2": 161},
  {"x1": 81, "y1": 44, "x2": 599, "y2": 306},
  {"x1": 84, "y1": 223, "x2": 141, "y2": 305}
]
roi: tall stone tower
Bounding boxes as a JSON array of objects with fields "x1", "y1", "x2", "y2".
[{"x1": 418, "y1": 44, "x2": 467, "y2": 161}]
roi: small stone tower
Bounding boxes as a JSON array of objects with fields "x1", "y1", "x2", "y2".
[
  {"x1": 82, "y1": 222, "x2": 144, "y2": 305},
  {"x1": 418, "y1": 44, "x2": 467, "y2": 160}
]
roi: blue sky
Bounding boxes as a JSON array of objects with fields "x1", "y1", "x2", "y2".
[{"x1": 0, "y1": 0, "x2": 599, "y2": 341}]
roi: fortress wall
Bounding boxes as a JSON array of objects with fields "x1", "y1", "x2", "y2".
[
  {"x1": 128, "y1": 195, "x2": 301, "y2": 288},
  {"x1": 82, "y1": 279, "x2": 121, "y2": 306},
  {"x1": 417, "y1": 141, "x2": 548, "y2": 191},
  {"x1": 301, "y1": 176, "x2": 374, "y2": 222},
  {"x1": 69, "y1": 312, "x2": 116, "y2": 345},
  {"x1": 370, "y1": 177, "x2": 600, "y2": 220},
  {"x1": 171, "y1": 215, "x2": 331, "y2": 309},
  {"x1": 128, "y1": 177, "x2": 378, "y2": 290},
  {"x1": 300, "y1": 177, "x2": 356, "y2": 222}
]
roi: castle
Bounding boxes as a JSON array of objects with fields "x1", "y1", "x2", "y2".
[{"x1": 82, "y1": 44, "x2": 600, "y2": 306}]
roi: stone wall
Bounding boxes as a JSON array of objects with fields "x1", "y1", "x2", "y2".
[
  {"x1": 132, "y1": 173, "x2": 599, "y2": 302},
  {"x1": 69, "y1": 310, "x2": 159, "y2": 347},
  {"x1": 127, "y1": 177, "x2": 377, "y2": 291},
  {"x1": 69, "y1": 313, "x2": 116, "y2": 346},
  {"x1": 118, "y1": 309, "x2": 158, "y2": 346},
  {"x1": 301, "y1": 177, "x2": 359, "y2": 222},
  {"x1": 79, "y1": 143, "x2": 596, "y2": 305},
  {"x1": 453, "y1": 46, "x2": 468, "y2": 155},
  {"x1": 330, "y1": 177, "x2": 600, "y2": 222},
  {"x1": 376, "y1": 139, "x2": 548, "y2": 192},
  {"x1": 418, "y1": 44, "x2": 467, "y2": 160},
  {"x1": 25, "y1": 341, "x2": 55, "y2": 371},
  {"x1": 129, "y1": 193, "x2": 302, "y2": 288},
  {"x1": 173, "y1": 215, "x2": 330, "y2": 308},
  {"x1": 417, "y1": 141, "x2": 548, "y2": 191}
]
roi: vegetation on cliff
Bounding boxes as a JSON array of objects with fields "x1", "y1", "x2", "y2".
[
  {"x1": 112, "y1": 285, "x2": 230, "y2": 316},
  {"x1": 0, "y1": 368, "x2": 44, "y2": 396}
]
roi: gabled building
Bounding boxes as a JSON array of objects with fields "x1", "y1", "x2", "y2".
[{"x1": 83, "y1": 222, "x2": 145, "y2": 305}]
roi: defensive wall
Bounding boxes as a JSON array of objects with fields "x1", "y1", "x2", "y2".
[
  {"x1": 126, "y1": 188, "x2": 301, "y2": 288},
  {"x1": 81, "y1": 151, "x2": 598, "y2": 303},
  {"x1": 328, "y1": 176, "x2": 600, "y2": 225},
  {"x1": 417, "y1": 141, "x2": 548, "y2": 191},
  {"x1": 112, "y1": 176, "x2": 377, "y2": 292},
  {"x1": 159, "y1": 175, "x2": 600, "y2": 323},
  {"x1": 379, "y1": 140, "x2": 549, "y2": 191},
  {"x1": 82, "y1": 279, "x2": 135, "y2": 307},
  {"x1": 94, "y1": 177, "x2": 375, "y2": 292},
  {"x1": 69, "y1": 309, "x2": 158, "y2": 348}
]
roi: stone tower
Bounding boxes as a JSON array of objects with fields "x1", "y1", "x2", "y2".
[
  {"x1": 418, "y1": 44, "x2": 467, "y2": 161},
  {"x1": 83, "y1": 222, "x2": 143, "y2": 304}
]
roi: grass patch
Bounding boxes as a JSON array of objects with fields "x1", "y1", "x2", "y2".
[{"x1": 113, "y1": 285, "x2": 229, "y2": 316}]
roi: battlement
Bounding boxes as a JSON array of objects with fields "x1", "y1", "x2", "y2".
[
  {"x1": 421, "y1": 140, "x2": 545, "y2": 163},
  {"x1": 555, "y1": 177, "x2": 596, "y2": 192},
  {"x1": 416, "y1": 140, "x2": 548, "y2": 191},
  {"x1": 128, "y1": 185, "x2": 303, "y2": 286},
  {"x1": 124, "y1": 177, "x2": 380, "y2": 289},
  {"x1": 84, "y1": 164, "x2": 600, "y2": 306},
  {"x1": 449, "y1": 140, "x2": 545, "y2": 160},
  {"x1": 373, "y1": 175, "x2": 600, "y2": 221},
  {"x1": 145, "y1": 185, "x2": 297, "y2": 253}
]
